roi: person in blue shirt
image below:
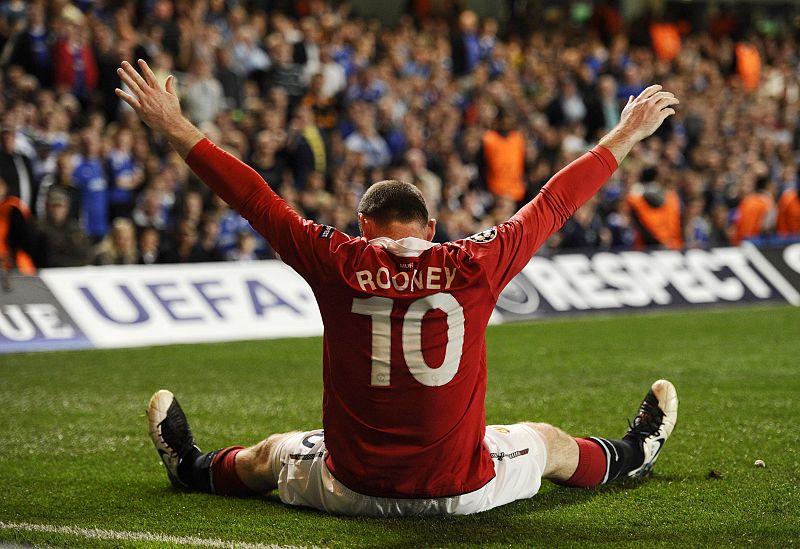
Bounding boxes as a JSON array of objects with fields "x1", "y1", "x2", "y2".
[
  {"x1": 451, "y1": 10, "x2": 480, "y2": 77},
  {"x1": 107, "y1": 128, "x2": 144, "y2": 220},
  {"x1": 72, "y1": 130, "x2": 109, "y2": 242}
]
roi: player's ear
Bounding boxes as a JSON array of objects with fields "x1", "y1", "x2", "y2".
[
  {"x1": 357, "y1": 213, "x2": 368, "y2": 238},
  {"x1": 425, "y1": 218, "x2": 436, "y2": 241}
]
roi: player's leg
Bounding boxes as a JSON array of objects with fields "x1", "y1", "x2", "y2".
[
  {"x1": 233, "y1": 433, "x2": 300, "y2": 492},
  {"x1": 147, "y1": 389, "x2": 295, "y2": 496},
  {"x1": 528, "y1": 379, "x2": 678, "y2": 487}
]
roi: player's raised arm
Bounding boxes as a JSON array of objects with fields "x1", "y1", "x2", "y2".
[
  {"x1": 534, "y1": 84, "x2": 679, "y2": 222},
  {"x1": 115, "y1": 59, "x2": 275, "y2": 222},
  {"x1": 115, "y1": 60, "x2": 341, "y2": 282},
  {"x1": 519, "y1": 84, "x2": 679, "y2": 231},
  {"x1": 479, "y1": 85, "x2": 679, "y2": 293}
]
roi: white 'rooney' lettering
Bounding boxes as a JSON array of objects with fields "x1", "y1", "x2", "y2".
[{"x1": 355, "y1": 267, "x2": 457, "y2": 292}]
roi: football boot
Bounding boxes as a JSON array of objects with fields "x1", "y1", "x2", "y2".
[
  {"x1": 147, "y1": 389, "x2": 201, "y2": 489},
  {"x1": 624, "y1": 379, "x2": 678, "y2": 479}
]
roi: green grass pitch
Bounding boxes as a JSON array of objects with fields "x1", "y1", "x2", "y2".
[{"x1": 1, "y1": 305, "x2": 798, "y2": 548}]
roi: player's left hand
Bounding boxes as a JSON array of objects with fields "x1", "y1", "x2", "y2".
[
  {"x1": 619, "y1": 85, "x2": 680, "y2": 141},
  {"x1": 115, "y1": 59, "x2": 183, "y2": 134}
]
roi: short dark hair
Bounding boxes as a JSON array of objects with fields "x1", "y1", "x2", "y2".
[{"x1": 357, "y1": 180, "x2": 428, "y2": 227}]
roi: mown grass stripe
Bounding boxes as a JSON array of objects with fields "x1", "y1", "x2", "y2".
[{"x1": 0, "y1": 521, "x2": 316, "y2": 549}]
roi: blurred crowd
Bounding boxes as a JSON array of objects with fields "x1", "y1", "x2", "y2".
[{"x1": 1, "y1": 0, "x2": 800, "y2": 271}]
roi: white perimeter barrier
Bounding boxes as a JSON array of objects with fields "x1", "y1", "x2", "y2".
[{"x1": 1, "y1": 243, "x2": 798, "y2": 353}]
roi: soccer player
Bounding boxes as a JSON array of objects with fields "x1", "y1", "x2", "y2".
[{"x1": 118, "y1": 59, "x2": 680, "y2": 516}]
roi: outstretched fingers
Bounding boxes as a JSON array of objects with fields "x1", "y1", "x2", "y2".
[
  {"x1": 121, "y1": 60, "x2": 148, "y2": 91},
  {"x1": 138, "y1": 59, "x2": 159, "y2": 87},
  {"x1": 654, "y1": 96, "x2": 680, "y2": 111},
  {"x1": 165, "y1": 74, "x2": 176, "y2": 96},
  {"x1": 636, "y1": 84, "x2": 663, "y2": 101},
  {"x1": 657, "y1": 108, "x2": 676, "y2": 126},
  {"x1": 115, "y1": 87, "x2": 141, "y2": 111},
  {"x1": 117, "y1": 66, "x2": 144, "y2": 98}
]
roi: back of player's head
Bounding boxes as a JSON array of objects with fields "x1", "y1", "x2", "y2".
[{"x1": 358, "y1": 180, "x2": 428, "y2": 228}]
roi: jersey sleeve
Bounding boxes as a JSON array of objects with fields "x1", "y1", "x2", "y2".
[
  {"x1": 458, "y1": 145, "x2": 618, "y2": 298},
  {"x1": 185, "y1": 138, "x2": 351, "y2": 284}
]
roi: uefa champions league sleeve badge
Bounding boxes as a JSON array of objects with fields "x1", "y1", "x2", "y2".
[{"x1": 466, "y1": 228, "x2": 498, "y2": 244}]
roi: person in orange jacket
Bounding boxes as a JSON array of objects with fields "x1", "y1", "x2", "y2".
[
  {"x1": 0, "y1": 176, "x2": 36, "y2": 283},
  {"x1": 777, "y1": 181, "x2": 800, "y2": 237},
  {"x1": 732, "y1": 175, "x2": 775, "y2": 245},
  {"x1": 480, "y1": 107, "x2": 526, "y2": 203},
  {"x1": 626, "y1": 167, "x2": 683, "y2": 250}
]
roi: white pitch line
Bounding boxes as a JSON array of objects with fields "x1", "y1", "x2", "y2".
[{"x1": 0, "y1": 521, "x2": 319, "y2": 549}]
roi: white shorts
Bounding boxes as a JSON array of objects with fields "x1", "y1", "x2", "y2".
[{"x1": 272, "y1": 424, "x2": 547, "y2": 517}]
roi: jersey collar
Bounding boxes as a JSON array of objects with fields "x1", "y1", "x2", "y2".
[{"x1": 367, "y1": 236, "x2": 438, "y2": 257}]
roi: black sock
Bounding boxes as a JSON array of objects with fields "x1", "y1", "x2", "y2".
[
  {"x1": 176, "y1": 447, "x2": 218, "y2": 493},
  {"x1": 590, "y1": 437, "x2": 644, "y2": 482}
]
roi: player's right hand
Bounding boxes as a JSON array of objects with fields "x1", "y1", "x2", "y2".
[
  {"x1": 115, "y1": 59, "x2": 183, "y2": 134},
  {"x1": 619, "y1": 85, "x2": 679, "y2": 141}
]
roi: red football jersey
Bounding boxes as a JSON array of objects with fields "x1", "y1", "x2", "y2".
[{"x1": 187, "y1": 138, "x2": 617, "y2": 498}]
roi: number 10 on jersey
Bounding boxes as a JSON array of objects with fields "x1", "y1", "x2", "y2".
[{"x1": 351, "y1": 294, "x2": 465, "y2": 388}]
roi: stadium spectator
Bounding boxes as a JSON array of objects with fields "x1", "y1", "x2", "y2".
[
  {"x1": 776, "y1": 182, "x2": 800, "y2": 238},
  {"x1": 301, "y1": 72, "x2": 340, "y2": 132},
  {"x1": 708, "y1": 204, "x2": 732, "y2": 247},
  {"x1": 732, "y1": 174, "x2": 776, "y2": 245},
  {"x1": 0, "y1": 124, "x2": 36, "y2": 208},
  {"x1": 250, "y1": 130, "x2": 288, "y2": 187},
  {"x1": 450, "y1": 10, "x2": 480, "y2": 77},
  {"x1": 405, "y1": 148, "x2": 442, "y2": 217},
  {"x1": 52, "y1": 5, "x2": 99, "y2": 100},
  {"x1": 343, "y1": 102, "x2": 391, "y2": 169},
  {"x1": 35, "y1": 150, "x2": 79, "y2": 220},
  {"x1": 558, "y1": 200, "x2": 611, "y2": 250},
  {"x1": 107, "y1": 128, "x2": 145, "y2": 221},
  {"x1": 132, "y1": 186, "x2": 169, "y2": 232},
  {"x1": 138, "y1": 225, "x2": 160, "y2": 265},
  {"x1": 183, "y1": 59, "x2": 225, "y2": 125},
  {"x1": 299, "y1": 171, "x2": 334, "y2": 220},
  {"x1": 196, "y1": 215, "x2": 224, "y2": 262},
  {"x1": 225, "y1": 229, "x2": 259, "y2": 261},
  {"x1": 7, "y1": 1, "x2": 52, "y2": 88},
  {"x1": 90, "y1": 217, "x2": 138, "y2": 265},
  {"x1": 546, "y1": 78, "x2": 588, "y2": 128},
  {"x1": 294, "y1": 17, "x2": 323, "y2": 82},
  {"x1": 33, "y1": 186, "x2": 89, "y2": 267},
  {"x1": 0, "y1": 175, "x2": 35, "y2": 276},
  {"x1": 285, "y1": 104, "x2": 327, "y2": 187},
  {"x1": 159, "y1": 219, "x2": 205, "y2": 263},
  {"x1": 123, "y1": 59, "x2": 680, "y2": 517},
  {"x1": 605, "y1": 199, "x2": 635, "y2": 249},
  {"x1": 317, "y1": 46, "x2": 346, "y2": 99},
  {"x1": 72, "y1": 130, "x2": 109, "y2": 242},
  {"x1": 585, "y1": 75, "x2": 621, "y2": 141},
  {"x1": 215, "y1": 48, "x2": 246, "y2": 110},
  {"x1": 684, "y1": 196, "x2": 711, "y2": 249},
  {"x1": 480, "y1": 108, "x2": 526, "y2": 203},
  {"x1": 231, "y1": 25, "x2": 271, "y2": 79},
  {"x1": 174, "y1": 189, "x2": 205, "y2": 229},
  {"x1": 262, "y1": 37, "x2": 305, "y2": 106},
  {"x1": 626, "y1": 167, "x2": 683, "y2": 250}
]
